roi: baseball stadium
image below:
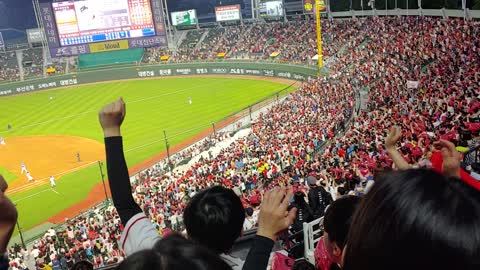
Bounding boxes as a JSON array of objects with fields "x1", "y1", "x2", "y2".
[{"x1": 0, "y1": 0, "x2": 479, "y2": 269}]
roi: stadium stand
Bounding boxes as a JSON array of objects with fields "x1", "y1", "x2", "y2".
[
  {"x1": 2, "y1": 15, "x2": 480, "y2": 270},
  {"x1": 0, "y1": 52, "x2": 20, "y2": 82},
  {"x1": 22, "y1": 48, "x2": 44, "y2": 79}
]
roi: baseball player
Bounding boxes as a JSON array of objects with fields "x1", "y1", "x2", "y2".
[
  {"x1": 20, "y1": 162, "x2": 27, "y2": 174},
  {"x1": 49, "y1": 176, "x2": 56, "y2": 189},
  {"x1": 0, "y1": 137, "x2": 5, "y2": 145},
  {"x1": 26, "y1": 171, "x2": 34, "y2": 182},
  {"x1": 188, "y1": 96, "x2": 192, "y2": 105}
]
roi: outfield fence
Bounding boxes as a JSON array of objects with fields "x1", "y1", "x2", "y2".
[{"x1": 0, "y1": 61, "x2": 319, "y2": 97}]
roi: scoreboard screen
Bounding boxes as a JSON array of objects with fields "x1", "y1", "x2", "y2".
[
  {"x1": 52, "y1": 0, "x2": 156, "y2": 46},
  {"x1": 259, "y1": 0, "x2": 284, "y2": 17},
  {"x1": 171, "y1": 10, "x2": 198, "y2": 26}
]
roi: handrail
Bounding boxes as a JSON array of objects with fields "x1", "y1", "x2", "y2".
[{"x1": 461, "y1": 144, "x2": 480, "y2": 169}]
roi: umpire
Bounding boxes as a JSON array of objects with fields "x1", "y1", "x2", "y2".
[{"x1": 307, "y1": 176, "x2": 333, "y2": 219}]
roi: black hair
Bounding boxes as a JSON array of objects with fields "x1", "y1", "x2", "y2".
[
  {"x1": 292, "y1": 259, "x2": 316, "y2": 270},
  {"x1": 115, "y1": 234, "x2": 231, "y2": 270},
  {"x1": 183, "y1": 186, "x2": 245, "y2": 253},
  {"x1": 294, "y1": 191, "x2": 307, "y2": 205},
  {"x1": 323, "y1": 195, "x2": 360, "y2": 250},
  {"x1": 343, "y1": 169, "x2": 480, "y2": 270},
  {"x1": 72, "y1": 261, "x2": 94, "y2": 270},
  {"x1": 471, "y1": 163, "x2": 480, "y2": 174},
  {"x1": 245, "y1": 207, "x2": 254, "y2": 217}
]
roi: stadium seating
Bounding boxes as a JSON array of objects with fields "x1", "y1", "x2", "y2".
[
  {"x1": 4, "y1": 16, "x2": 480, "y2": 269},
  {"x1": 0, "y1": 51, "x2": 20, "y2": 82},
  {"x1": 22, "y1": 48, "x2": 44, "y2": 79}
]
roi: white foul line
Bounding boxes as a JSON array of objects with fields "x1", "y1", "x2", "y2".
[{"x1": 7, "y1": 161, "x2": 99, "y2": 194}]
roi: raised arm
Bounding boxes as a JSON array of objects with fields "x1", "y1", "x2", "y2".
[
  {"x1": 385, "y1": 126, "x2": 411, "y2": 170},
  {"x1": 99, "y1": 98, "x2": 141, "y2": 225},
  {"x1": 99, "y1": 98, "x2": 160, "y2": 255}
]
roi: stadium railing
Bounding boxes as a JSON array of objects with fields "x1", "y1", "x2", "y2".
[{"x1": 462, "y1": 144, "x2": 480, "y2": 170}]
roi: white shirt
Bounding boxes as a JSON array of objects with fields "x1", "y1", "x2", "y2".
[
  {"x1": 121, "y1": 213, "x2": 244, "y2": 269},
  {"x1": 243, "y1": 217, "x2": 255, "y2": 231},
  {"x1": 31, "y1": 248, "x2": 40, "y2": 258}
]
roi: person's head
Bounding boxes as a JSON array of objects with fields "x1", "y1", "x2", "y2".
[
  {"x1": 71, "y1": 261, "x2": 93, "y2": 270},
  {"x1": 292, "y1": 259, "x2": 316, "y2": 270},
  {"x1": 471, "y1": 163, "x2": 480, "y2": 174},
  {"x1": 183, "y1": 186, "x2": 245, "y2": 254},
  {"x1": 307, "y1": 176, "x2": 317, "y2": 188},
  {"x1": 0, "y1": 174, "x2": 7, "y2": 193},
  {"x1": 293, "y1": 191, "x2": 307, "y2": 205},
  {"x1": 323, "y1": 195, "x2": 360, "y2": 264},
  {"x1": 116, "y1": 234, "x2": 231, "y2": 270},
  {"x1": 343, "y1": 169, "x2": 480, "y2": 270},
  {"x1": 245, "y1": 207, "x2": 254, "y2": 218}
]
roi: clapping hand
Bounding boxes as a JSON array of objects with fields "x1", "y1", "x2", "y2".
[
  {"x1": 433, "y1": 140, "x2": 461, "y2": 178},
  {"x1": 257, "y1": 187, "x2": 297, "y2": 241},
  {"x1": 385, "y1": 126, "x2": 402, "y2": 150}
]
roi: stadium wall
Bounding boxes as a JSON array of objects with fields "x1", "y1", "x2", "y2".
[{"x1": 0, "y1": 62, "x2": 318, "y2": 96}]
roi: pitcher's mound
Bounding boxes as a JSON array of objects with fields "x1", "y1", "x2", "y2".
[{"x1": 0, "y1": 135, "x2": 105, "y2": 194}]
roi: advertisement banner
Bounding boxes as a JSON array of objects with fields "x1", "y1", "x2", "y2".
[
  {"x1": 406, "y1": 80, "x2": 420, "y2": 89},
  {"x1": 215, "y1": 5, "x2": 241, "y2": 22},
  {"x1": 0, "y1": 64, "x2": 313, "y2": 96},
  {"x1": 158, "y1": 69, "x2": 173, "y2": 76},
  {"x1": 176, "y1": 68, "x2": 193, "y2": 75},
  {"x1": 89, "y1": 40, "x2": 129, "y2": 53},
  {"x1": 303, "y1": 0, "x2": 314, "y2": 14},
  {"x1": 263, "y1": 69, "x2": 275, "y2": 76},
  {"x1": 171, "y1": 10, "x2": 197, "y2": 26},
  {"x1": 128, "y1": 36, "x2": 167, "y2": 48},
  {"x1": 27, "y1": 28, "x2": 45, "y2": 44},
  {"x1": 50, "y1": 45, "x2": 90, "y2": 57},
  {"x1": 39, "y1": 3, "x2": 61, "y2": 48},
  {"x1": 150, "y1": 0, "x2": 167, "y2": 37},
  {"x1": 211, "y1": 68, "x2": 228, "y2": 74}
]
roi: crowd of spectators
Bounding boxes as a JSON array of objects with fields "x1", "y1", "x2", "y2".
[
  {"x1": 141, "y1": 19, "x2": 373, "y2": 64},
  {"x1": 0, "y1": 47, "x2": 72, "y2": 82},
  {"x1": 119, "y1": 16, "x2": 480, "y2": 269},
  {"x1": 8, "y1": 206, "x2": 125, "y2": 270},
  {"x1": 0, "y1": 52, "x2": 20, "y2": 82},
  {"x1": 22, "y1": 48, "x2": 44, "y2": 79},
  {"x1": 2, "y1": 16, "x2": 480, "y2": 270}
]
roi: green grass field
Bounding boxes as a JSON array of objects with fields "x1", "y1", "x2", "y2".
[
  {"x1": 0, "y1": 77, "x2": 292, "y2": 234},
  {"x1": 0, "y1": 166, "x2": 17, "y2": 183}
]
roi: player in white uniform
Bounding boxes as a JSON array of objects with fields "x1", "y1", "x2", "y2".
[
  {"x1": 50, "y1": 176, "x2": 56, "y2": 189},
  {"x1": 21, "y1": 162, "x2": 27, "y2": 174},
  {"x1": 26, "y1": 171, "x2": 34, "y2": 182},
  {"x1": 189, "y1": 97, "x2": 192, "y2": 105},
  {"x1": 0, "y1": 137, "x2": 5, "y2": 145}
]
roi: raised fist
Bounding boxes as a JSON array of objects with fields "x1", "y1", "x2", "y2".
[{"x1": 99, "y1": 98, "x2": 126, "y2": 137}]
